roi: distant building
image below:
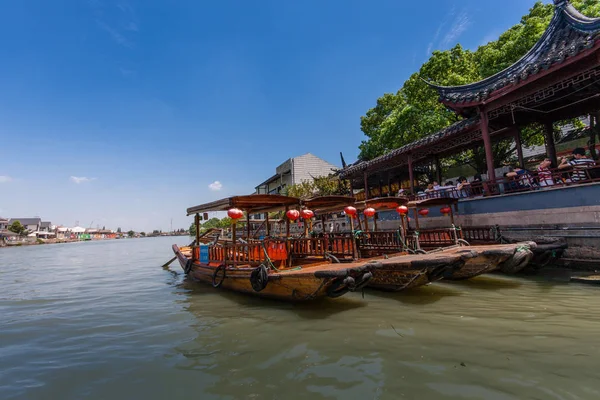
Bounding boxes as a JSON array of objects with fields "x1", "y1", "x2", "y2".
[
  {"x1": 254, "y1": 153, "x2": 338, "y2": 195},
  {"x1": 0, "y1": 217, "x2": 8, "y2": 230},
  {"x1": 8, "y1": 218, "x2": 41, "y2": 233}
]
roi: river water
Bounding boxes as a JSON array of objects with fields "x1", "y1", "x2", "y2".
[{"x1": 1, "y1": 237, "x2": 599, "y2": 400}]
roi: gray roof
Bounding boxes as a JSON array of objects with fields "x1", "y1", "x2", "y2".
[
  {"x1": 339, "y1": 117, "x2": 480, "y2": 178},
  {"x1": 427, "y1": 1, "x2": 600, "y2": 105},
  {"x1": 8, "y1": 218, "x2": 41, "y2": 226}
]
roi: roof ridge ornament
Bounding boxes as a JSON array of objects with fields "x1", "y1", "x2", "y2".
[{"x1": 553, "y1": 0, "x2": 568, "y2": 4}]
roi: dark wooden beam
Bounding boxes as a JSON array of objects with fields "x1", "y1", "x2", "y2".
[
  {"x1": 544, "y1": 121, "x2": 558, "y2": 168},
  {"x1": 480, "y1": 109, "x2": 496, "y2": 182},
  {"x1": 514, "y1": 126, "x2": 524, "y2": 169}
]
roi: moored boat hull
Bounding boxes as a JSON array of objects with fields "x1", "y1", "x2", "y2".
[
  {"x1": 172, "y1": 244, "x2": 372, "y2": 301},
  {"x1": 360, "y1": 253, "x2": 470, "y2": 291},
  {"x1": 442, "y1": 242, "x2": 536, "y2": 280}
]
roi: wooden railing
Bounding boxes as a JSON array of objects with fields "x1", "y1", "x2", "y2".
[
  {"x1": 289, "y1": 236, "x2": 355, "y2": 259},
  {"x1": 461, "y1": 226, "x2": 494, "y2": 244},
  {"x1": 407, "y1": 229, "x2": 456, "y2": 248},
  {"x1": 356, "y1": 231, "x2": 402, "y2": 252}
]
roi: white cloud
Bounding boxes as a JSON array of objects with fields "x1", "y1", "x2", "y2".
[
  {"x1": 208, "y1": 181, "x2": 223, "y2": 191},
  {"x1": 70, "y1": 176, "x2": 96, "y2": 184},
  {"x1": 0, "y1": 175, "x2": 12, "y2": 183},
  {"x1": 441, "y1": 11, "x2": 471, "y2": 49}
]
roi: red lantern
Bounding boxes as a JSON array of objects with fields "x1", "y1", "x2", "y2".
[
  {"x1": 301, "y1": 209, "x2": 314, "y2": 219},
  {"x1": 364, "y1": 207, "x2": 376, "y2": 217},
  {"x1": 227, "y1": 208, "x2": 244, "y2": 220},
  {"x1": 396, "y1": 205, "x2": 408, "y2": 215},
  {"x1": 440, "y1": 207, "x2": 451, "y2": 215},
  {"x1": 286, "y1": 209, "x2": 300, "y2": 221},
  {"x1": 344, "y1": 206, "x2": 357, "y2": 216},
  {"x1": 418, "y1": 209, "x2": 429, "y2": 217}
]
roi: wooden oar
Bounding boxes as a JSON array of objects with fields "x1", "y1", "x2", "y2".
[
  {"x1": 161, "y1": 239, "x2": 197, "y2": 269},
  {"x1": 161, "y1": 256, "x2": 177, "y2": 269}
]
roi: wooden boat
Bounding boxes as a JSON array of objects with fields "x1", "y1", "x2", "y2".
[
  {"x1": 175, "y1": 194, "x2": 373, "y2": 301},
  {"x1": 309, "y1": 195, "x2": 465, "y2": 291},
  {"x1": 406, "y1": 197, "x2": 536, "y2": 279}
]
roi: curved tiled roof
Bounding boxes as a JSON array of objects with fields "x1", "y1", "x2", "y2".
[
  {"x1": 339, "y1": 117, "x2": 479, "y2": 178},
  {"x1": 426, "y1": 1, "x2": 600, "y2": 105}
]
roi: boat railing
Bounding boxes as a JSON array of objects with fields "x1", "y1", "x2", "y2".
[
  {"x1": 407, "y1": 228, "x2": 457, "y2": 248},
  {"x1": 356, "y1": 231, "x2": 401, "y2": 251},
  {"x1": 288, "y1": 236, "x2": 355, "y2": 260}
]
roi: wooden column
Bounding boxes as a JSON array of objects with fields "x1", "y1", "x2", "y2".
[
  {"x1": 363, "y1": 171, "x2": 370, "y2": 200},
  {"x1": 387, "y1": 173, "x2": 393, "y2": 197},
  {"x1": 544, "y1": 121, "x2": 558, "y2": 168},
  {"x1": 434, "y1": 155, "x2": 442, "y2": 183},
  {"x1": 407, "y1": 154, "x2": 415, "y2": 193},
  {"x1": 480, "y1": 109, "x2": 496, "y2": 183},
  {"x1": 246, "y1": 212, "x2": 250, "y2": 239},
  {"x1": 285, "y1": 206, "x2": 290, "y2": 237},
  {"x1": 265, "y1": 213, "x2": 270, "y2": 236},
  {"x1": 194, "y1": 213, "x2": 200, "y2": 260},
  {"x1": 514, "y1": 126, "x2": 524, "y2": 169}
]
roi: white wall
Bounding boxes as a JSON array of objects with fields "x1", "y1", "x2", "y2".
[{"x1": 292, "y1": 153, "x2": 338, "y2": 185}]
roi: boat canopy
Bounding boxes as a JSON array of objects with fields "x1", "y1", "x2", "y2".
[
  {"x1": 186, "y1": 194, "x2": 300, "y2": 216},
  {"x1": 302, "y1": 196, "x2": 356, "y2": 213},
  {"x1": 407, "y1": 197, "x2": 458, "y2": 208},
  {"x1": 355, "y1": 196, "x2": 409, "y2": 210}
]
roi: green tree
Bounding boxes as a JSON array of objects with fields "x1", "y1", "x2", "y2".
[
  {"x1": 357, "y1": 2, "x2": 599, "y2": 171},
  {"x1": 127, "y1": 230, "x2": 135, "y2": 237},
  {"x1": 189, "y1": 222, "x2": 196, "y2": 237},
  {"x1": 140, "y1": 232, "x2": 146, "y2": 237},
  {"x1": 8, "y1": 220, "x2": 27, "y2": 235},
  {"x1": 285, "y1": 175, "x2": 349, "y2": 199}
]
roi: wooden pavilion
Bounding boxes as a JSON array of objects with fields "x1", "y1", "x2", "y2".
[{"x1": 340, "y1": 0, "x2": 600, "y2": 196}]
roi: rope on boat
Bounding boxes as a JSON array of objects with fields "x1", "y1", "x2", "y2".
[
  {"x1": 260, "y1": 242, "x2": 279, "y2": 272},
  {"x1": 250, "y1": 264, "x2": 269, "y2": 292},
  {"x1": 499, "y1": 245, "x2": 533, "y2": 274},
  {"x1": 324, "y1": 252, "x2": 340, "y2": 263}
]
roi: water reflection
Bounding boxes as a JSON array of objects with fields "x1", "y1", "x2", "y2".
[{"x1": 3, "y1": 238, "x2": 600, "y2": 399}]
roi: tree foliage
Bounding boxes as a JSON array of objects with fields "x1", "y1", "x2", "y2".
[
  {"x1": 8, "y1": 220, "x2": 27, "y2": 235},
  {"x1": 357, "y1": 1, "x2": 599, "y2": 171},
  {"x1": 285, "y1": 175, "x2": 349, "y2": 199},
  {"x1": 127, "y1": 230, "x2": 135, "y2": 237}
]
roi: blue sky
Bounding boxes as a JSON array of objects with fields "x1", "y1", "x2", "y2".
[{"x1": 0, "y1": 0, "x2": 548, "y2": 232}]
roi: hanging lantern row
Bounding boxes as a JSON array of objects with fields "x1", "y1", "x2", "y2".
[
  {"x1": 286, "y1": 209, "x2": 300, "y2": 221},
  {"x1": 227, "y1": 208, "x2": 244, "y2": 221},
  {"x1": 363, "y1": 208, "x2": 376, "y2": 217},
  {"x1": 396, "y1": 205, "x2": 408, "y2": 215},
  {"x1": 418, "y1": 208, "x2": 429, "y2": 217},
  {"x1": 301, "y1": 209, "x2": 314, "y2": 219},
  {"x1": 440, "y1": 207, "x2": 452, "y2": 215}
]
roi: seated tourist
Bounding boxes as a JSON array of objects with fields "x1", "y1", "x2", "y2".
[
  {"x1": 456, "y1": 176, "x2": 470, "y2": 197},
  {"x1": 505, "y1": 166, "x2": 533, "y2": 188},
  {"x1": 432, "y1": 181, "x2": 441, "y2": 190},
  {"x1": 424, "y1": 183, "x2": 434, "y2": 193},
  {"x1": 558, "y1": 148, "x2": 595, "y2": 182},
  {"x1": 537, "y1": 158, "x2": 554, "y2": 187}
]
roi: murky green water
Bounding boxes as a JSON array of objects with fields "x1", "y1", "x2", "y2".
[{"x1": 1, "y1": 237, "x2": 599, "y2": 399}]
